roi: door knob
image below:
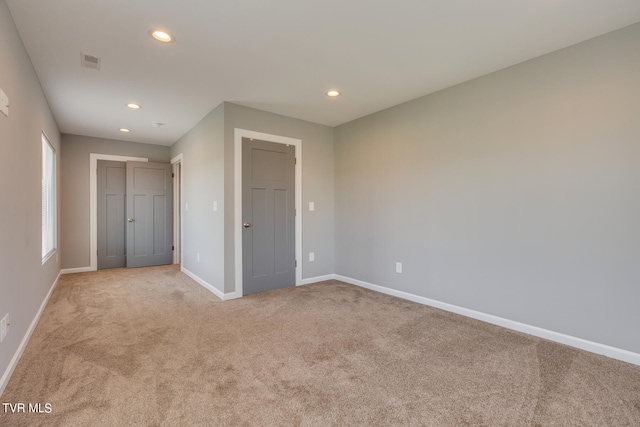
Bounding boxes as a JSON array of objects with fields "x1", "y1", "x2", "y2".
[
  {"x1": 128, "y1": 217, "x2": 135, "y2": 222},
  {"x1": 243, "y1": 221, "x2": 251, "y2": 228}
]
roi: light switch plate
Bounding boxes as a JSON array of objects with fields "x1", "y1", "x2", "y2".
[
  {"x1": 0, "y1": 314, "x2": 7, "y2": 342},
  {"x1": 0, "y1": 89, "x2": 8, "y2": 117}
]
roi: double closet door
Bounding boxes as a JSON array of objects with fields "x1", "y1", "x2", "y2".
[{"x1": 97, "y1": 160, "x2": 172, "y2": 269}]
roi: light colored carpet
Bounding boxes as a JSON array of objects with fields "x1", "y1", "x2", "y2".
[{"x1": 1, "y1": 265, "x2": 639, "y2": 426}]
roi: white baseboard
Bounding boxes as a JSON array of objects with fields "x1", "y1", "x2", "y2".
[
  {"x1": 181, "y1": 267, "x2": 224, "y2": 300},
  {"x1": 61, "y1": 266, "x2": 93, "y2": 274},
  {"x1": 299, "y1": 274, "x2": 337, "y2": 286},
  {"x1": 180, "y1": 267, "x2": 241, "y2": 301},
  {"x1": 222, "y1": 290, "x2": 242, "y2": 300},
  {"x1": 334, "y1": 275, "x2": 640, "y2": 366},
  {"x1": 0, "y1": 270, "x2": 62, "y2": 396}
]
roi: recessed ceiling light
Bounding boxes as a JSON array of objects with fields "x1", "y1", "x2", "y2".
[
  {"x1": 150, "y1": 30, "x2": 174, "y2": 43},
  {"x1": 126, "y1": 103, "x2": 141, "y2": 110},
  {"x1": 326, "y1": 90, "x2": 341, "y2": 97},
  {"x1": 119, "y1": 128, "x2": 131, "y2": 133}
]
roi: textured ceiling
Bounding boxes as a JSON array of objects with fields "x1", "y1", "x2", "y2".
[{"x1": 6, "y1": 0, "x2": 640, "y2": 146}]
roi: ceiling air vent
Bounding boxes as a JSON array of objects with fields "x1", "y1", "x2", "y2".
[{"x1": 80, "y1": 53, "x2": 101, "y2": 70}]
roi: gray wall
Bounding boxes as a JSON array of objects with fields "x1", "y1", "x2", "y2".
[
  {"x1": 0, "y1": 1, "x2": 61, "y2": 392},
  {"x1": 334, "y1": 23, "x2": 640, "y2": 354},
  {"x1": 61, "y1": 134, "x2": 170, "y2": 269},
  {"x1": 170, "y1": 104, "x2": 225, "y2": 292},
  {"x1": 223, "y1": 102, "x2": 335, "y2": 294},
  {"x1": 170, "y1": 102, "x2": 335, "y2": 295},
  {"x1": 3, "y1": 0, "x2": 637, "y2": 395}
]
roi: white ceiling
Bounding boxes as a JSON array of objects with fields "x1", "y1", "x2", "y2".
[{"x1": 6, "y1": 0, "x2": 640, "y2": 146}]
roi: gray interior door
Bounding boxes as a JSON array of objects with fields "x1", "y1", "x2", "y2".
[
  {"x1": 126, "y1": 161, "x2": 173, "y2": 268},
  {"x1": 242, "y1": 138, "x2": 296, "y2": 295},
  {"x1": 97, "y1": 160, "x2": 126, "y2": 269}
]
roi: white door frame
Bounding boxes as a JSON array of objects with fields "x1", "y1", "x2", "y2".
[
  {"x1": 171, "y1": 153, "x2": 184, "y2": 265},
  {"x1": 90, "y1": 153, "x2": 147, "y2": 271},
  {"x1": 233, "y1": 128, "x2": 302, "y2": 299}
]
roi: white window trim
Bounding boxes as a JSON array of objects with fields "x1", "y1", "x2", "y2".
[{"x1": 42, "y1": 132, "x2": 56, "y2": 264}]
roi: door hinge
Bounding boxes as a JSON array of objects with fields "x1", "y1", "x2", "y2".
[
  {"x1": 172, "y1": 173, "x2": 175, "y2": 178},
  {"x1": 295, "y1": 260, "x2": 297, "y2": 267},
  {"x1": 295, "y1": 157, "x2": 297, "y2": 164},
  {"x1": 172, "y1": 246, "x2": 175, "y2": 251}
]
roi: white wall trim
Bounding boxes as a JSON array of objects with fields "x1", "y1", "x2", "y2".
[
  {"x1": 333, "y1": 275, "x2": 640, "y2": 366},
  {"x1": 170, "y1": 154, "x2": 184, "y2": 266},
  {"x1": 61, "y1": 266, "x2": 92, "y2": 274},
  {"x1": 181, "y1": 267, "x2": 224, "y2": 300},
  {"x1": 170, "y1": 153, "x2": 184, "y2": 164},
  {"x1": 234, "y1": 129, "x2": 302, "y2": 298},
  {"x1": 89, "y1": 154, "x2": 148, "y2": 271},
  {"x1": 223, "y1": 289, "x2": 242, "y2": 300},
  {"x1": 299, "y1": 274, "x2": 336, "y2": 286},
  {"x1": 181, "y1": 267, "x2": 240, "y2": 301},
  {"x1": 0, "y1": 270, "x2": 62, "y2": 396}
]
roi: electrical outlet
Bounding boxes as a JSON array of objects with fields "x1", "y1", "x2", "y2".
[
  {"x1": 309, "y1": 252, "x2": 315, "y2": 262},
  {"x1": 213, "y1": 201, "x2": 217, "y2": 211},
  {"x1": 309, "y1": 202, "x2": 315, "y2": 211},
  {"x1": 197, "y1": 253, "x2": 200, "y2": 262},
  {"x1": 396, "y1": 262, "x2": 403, "y2": 274},
  {"x1": 0, "y1": 314, "x2": 8, "y2": 342},
  {"x1": 185, "y1": 202, "x2": 189, "y2": 212}
]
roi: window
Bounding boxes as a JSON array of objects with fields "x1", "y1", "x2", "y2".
[{"x1": 42, "y1": 133, "x2": 56, "y2": 262}]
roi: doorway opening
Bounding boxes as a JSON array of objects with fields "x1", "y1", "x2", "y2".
[
  {"x1": 171, "y1": 154, "x2": 183, "y2": 265},
  {"x1": 92, "y1": 154, "x2": 175, "y2": 270},
  {"x1": 89, "y1": 154, "x2": 147, "y2": 271},
  {"x1": 233, "y1": 129, "x2": 302, "y2": 298}
]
